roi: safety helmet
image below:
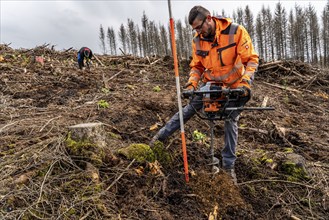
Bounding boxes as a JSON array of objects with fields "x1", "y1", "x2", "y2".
[{"x1": 84, "y1": 49, "x2": 90, "y2": 57}]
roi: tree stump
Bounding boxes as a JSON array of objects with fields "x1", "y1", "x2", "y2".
[{"x1": 66, "y1": 122, "x2": 119, "y2": 168}]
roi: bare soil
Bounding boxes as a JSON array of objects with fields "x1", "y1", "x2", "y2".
[{"x1": 0, "y1": 44, "x2": 328, "y2": 219}]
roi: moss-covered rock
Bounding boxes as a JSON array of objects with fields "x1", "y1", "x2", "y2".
[
  {"x1": 281, "y1": 161, "x2": 309, "y2": 181},
  {"x1": 152, "y1": 141, "x2": 172, "y2": 166},
  {"x1": 117, "y1": 143, "x2": 155, "y2": 163},
  {"x1": 117, "y1": 142, "x2": 172, "y2": 166}
]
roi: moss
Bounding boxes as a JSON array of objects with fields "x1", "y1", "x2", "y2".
[
  {"x1": 251, "y1": 158, "x2": 261, "y2": 165},
  {"x1": 66, "y1": 132, "x2": 94, "y2": 153},
  {"x1": 281, "y1": 161, "x2": 309, "y2": 181},
  {"x1": 0, "y1": 144, "x2": 16, "y2": 156},
  {"x1": 108, "y1": 132, "x2": 121, "y2": 140},
  {"x1": 246, "y1": 185, "x2": 256, "y2": 194},
  {"x1": 284, "y1": 148, "x2": 294, "y2": 153},
  {"x1": 117, "y1": 143, "x2": 155, "y2": 163},
  {"x1": 21, "y1": 210, "x2": 44, "y2": 220},
  {"x1": 65, "y1": 132, "x2": 104, "y2": 166},
  {"x1": 90, "y1": 153, "x2": 104, "y2": 167},
  {"x1": 265, "y1": 158, "x2": 273, "y2": 163},
  {"x1": 67, "y1": 208, "x2": 76, "y2": 215},
  {"x1": 152, "y1": 141, "x2": 172, "y2": 166}
]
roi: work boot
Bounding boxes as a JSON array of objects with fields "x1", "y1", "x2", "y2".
[
  {"x1": 224, "y1": 168, "x2": 238, "y2": 186},
  {"x1": 149, "y1": 133, "x2": 160, "y2": 147}
]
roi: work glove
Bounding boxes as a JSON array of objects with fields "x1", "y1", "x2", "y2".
[
  {"x1": 237, "y1": 86, "x2": 251, "y2": 98},
  {"x1": 182, "y1": 82, "x2": 195, "y2": 99}
]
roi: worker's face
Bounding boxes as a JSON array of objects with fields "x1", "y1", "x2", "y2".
[{"x1": 192, "y1": 15, "x2": 212, "y2": 37}]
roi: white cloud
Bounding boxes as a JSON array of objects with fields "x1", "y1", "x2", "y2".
[{"x1": 1, "y1": 0, "x2": 327, "y2": 53}]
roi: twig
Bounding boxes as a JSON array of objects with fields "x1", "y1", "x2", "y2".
[
  {"x1": 290, "y1": 93, "x2": 328, "y2": 114},
  {"x1": 270, "y1": 120, "x2": 294, "y2": 148},
  {"x1": 277, "y1": 64, "x2": 310, "y2": 80},
  {"x1": 146, "y1": 56, "x2": 151, "y2": 64},
  {"x1": 119, "y1": 48, "x2": 126, "y2": 55},
  {"x1": 108, "y1": 70, "x2": 124, "y2": 80},
  {"x1": 64, "y1": 47, "x2": 73, "y2": 52},
  {"x1": 37, "y1": 160, "x2": 57, "y2": 203},
  {"x1": 259, "y1": 61, "x2": 284, "y2": 69},
  {"x1": 80, "y1": 210, "x2": 92, "y2": 220},
  {"x1": 0, "y1": 121, "x2": 19, "y2": 133},
  {"x1": 238, "y1": 179, "x2": 316, "y2": 189},
  {"x1": 39, "y1": 116, "x2": 61, "y2": 132},
  {"x1": 105, "y1": 159, "x2": 135, "y2": 191},
  {"x1": 56, "y1": 159, "x2": 136, "y2": 220},
  {"x1": 150, "y1": 59, "x2": 161, "y2": 65},
  {"x1": 239, "y1": 126, "x2": 269, "y2": 134},
  {"x1": 262, "y1": 82, "x2": 302, "y2": 93},
  {"x1": 129, "y1": 63, "x2": 149, "y2": 68},
  {"x1": 93, "y1": 54, "x2": 105, "y2": 66}
]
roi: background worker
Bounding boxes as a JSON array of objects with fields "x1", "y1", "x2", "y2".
[
  {"x1": 150, "y1": 5, "x2": 259, "y2": 184},
  {"x1": 77, "y1": 47, "x2": 93, "y2": 69}
]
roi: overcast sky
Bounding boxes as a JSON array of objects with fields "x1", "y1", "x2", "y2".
[{"x1": 1, "y1": 0, "x2": 327, "y2": 54}]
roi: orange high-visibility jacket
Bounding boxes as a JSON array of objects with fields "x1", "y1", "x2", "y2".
[{"x1": 188, "y1": 16, "x2": 259, "y2": 89}]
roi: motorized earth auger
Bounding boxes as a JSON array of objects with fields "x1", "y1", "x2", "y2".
[{"x1": 182, "y1": 81, "x2": 275, "y2": 174}]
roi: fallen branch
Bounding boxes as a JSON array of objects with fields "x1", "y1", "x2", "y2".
[
  {"x1": 119, "y1": 48, "x2": 126, "y2": 56},
  {"x1": 277, "y1": 64, "x2": 311, "y2": 80},
  {"x1": 259, "y1": 61, "x2": 284, "y2": 68},
  {"x1": 108, "y1": 69, "x2": 125, "y2": 80},
  {"x1": 93, "y1": 54, "x2": 105, "y2": 66},
  {"x1": 239, "y1": 127, "x2": 269, "y2": 134},
  {"x1": 0, "y1": 121, "x2": 19, "y2": 133},
  {"x1": 37, "y1": 160, "x2": 57, "y2": 203},
  {"x1": 56, "y1": 159, "x2": 136, "y2": 220},
  {"x1": 238, "y1": 179, "x2": 316, "y2": 189},
  {"x1": 64, "y1": 47, "x2": 73, "y2": 52},
  {"x1": 262, "y1": 82, "x2": 302, "y2": 93},
  {"x1": 291, "y1": 93, "x2": 327, "y2": 114},
  {"x1": 271, "y1": 120, "x2": 294, "y2": 148},
  {"x1": 258, "y1": 65, "x2": 279, "y2": 72},
  {"x1": 129, "y1": 63, "x2": 149, "y2": 68},
  {"x1": 105, "y1": 159, "x2": 135, "y2": 191},
  {"x1": 150, "y1": 59, "x2": 161, "y2": 65},
  {"x1": 39, "y1": 116, "x2": 62, "y2": 132}
]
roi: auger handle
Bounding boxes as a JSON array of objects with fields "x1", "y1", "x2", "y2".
[{"x1": 182, "y1": 88, "x2": 245, "y2": 98}]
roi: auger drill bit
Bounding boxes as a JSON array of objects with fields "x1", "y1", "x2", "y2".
[{"x1": 208, "y1": 120, "x2": 219, "y2": 174}]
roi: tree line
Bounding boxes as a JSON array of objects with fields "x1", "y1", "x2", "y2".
[{"x1": 99, "y1": 1, "x2": 329, "y2": 67}]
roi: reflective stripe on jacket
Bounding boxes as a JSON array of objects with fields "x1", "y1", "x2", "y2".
[{"x1": 188, "y1": 16, "x2": 259, "y2": 89}]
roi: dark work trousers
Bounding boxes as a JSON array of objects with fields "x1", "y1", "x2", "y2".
[
  {"x1": 156, "y1": 93, "x2": 249, "y2": 169},
  {"x1": 77, "y1": 53, "x2": 84, "y2": 69}
]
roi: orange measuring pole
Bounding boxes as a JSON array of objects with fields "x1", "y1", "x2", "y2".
[{"x1": 167, "y1": 0, "x2": 189, "y2": 183}]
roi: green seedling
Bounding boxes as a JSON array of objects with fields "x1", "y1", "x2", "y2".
[
  {"x1": 97, "y1": 100, "x2": 109, "y2": 108},
  {"x1": 193, "y1": 130, "x2": 207, "y2": 143},
  {"x1": 153, "y1": 86, "x2": 161, "y2": 92},
  {"x1": 101, "y1": 88, "x2": 110, "y2": 94}
]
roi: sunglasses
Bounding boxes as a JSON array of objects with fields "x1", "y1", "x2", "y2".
[{"x1": 192, "y1": 17, "x2": 207, "y2": 32}]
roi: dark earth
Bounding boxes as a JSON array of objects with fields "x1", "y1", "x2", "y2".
[{"x1": 0, "y1": 44, "x2": 328, "y2": 219}]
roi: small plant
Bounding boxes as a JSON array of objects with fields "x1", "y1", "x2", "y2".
[
  {"x1": 153, "y1": 86, "x2": 161, "y2": 92},
  {"x1": 193, "y1": 130, "x2": 207, "y2": 143},
  {"x1": 97, "y1": 100, "x2": 109, "y2": 108},
  {"x1": 101, "y1": 88, "x2": 109, "y2": 94}
]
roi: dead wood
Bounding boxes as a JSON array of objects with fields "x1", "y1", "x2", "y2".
[{"x1": 262, "y1": 81, "x2": 302, "y2": 93}]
